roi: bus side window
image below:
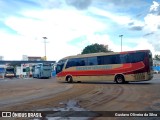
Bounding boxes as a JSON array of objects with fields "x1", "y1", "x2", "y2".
[
  {"x1": 87, "y1": 57, "x2": 98, "y2": 65},
  {"x1": 130, "y1": 53, "x2": 138, "y2": 63},
  {"x1": 80, "y1": 60, "x2": 85, "y2": 66},
  {"x1": 66, "y1": 59, "x2": 76, "y2": 68},
  {"x1": 97, "y1": 55, "x2": 119, "y2": 65},
  {"x1": 114, "y1": 55, "x2": 121, "y2": 64},
  {"x1": 128, "y1": 52, "x2": 145, "y2": 63},
  {"x1": 78, "y1": 58, "x2": 87, "y2": 66},
  {"x1": 136, "y1": 52, "x2": 145, "y2": 62}
]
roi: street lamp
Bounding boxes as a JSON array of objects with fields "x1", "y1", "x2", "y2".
[
  {"x1": 119, "y1": 35, "x2": 123, "y2": 52},
  {"x1": 42, "y1": 37, "x2": 47, "y2": 60}
]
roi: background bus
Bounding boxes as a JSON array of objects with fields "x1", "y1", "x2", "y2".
[
  {"x1": 56, "y1": 50, "x2": 153, "y2": 84},
  {"x1": 33, "y1": 63, "x2": 52, "y2": 79},
  {"x1": 5, "y1": 66, "x2": 16, "y2": 78}
]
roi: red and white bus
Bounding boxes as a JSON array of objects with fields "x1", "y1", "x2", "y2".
[{"x1": 56, "y1": 50, "x2": 153, "y2": 84}]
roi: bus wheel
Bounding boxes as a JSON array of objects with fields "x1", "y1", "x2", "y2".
[
  {"x1": 115, "y1": 75, "x2": 125, "y2": 84},
  {"x1": 66, "y1": 76, "x2": 73, "y2": 83}
]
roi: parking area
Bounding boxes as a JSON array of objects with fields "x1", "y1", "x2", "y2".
[{"x1": 0, "y1": 74, "x2": 160, "y2": 119}]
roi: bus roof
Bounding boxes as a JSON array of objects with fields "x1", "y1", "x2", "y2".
[{"x1": 60, "y1": 50, "x2": 151, "y2": 60}]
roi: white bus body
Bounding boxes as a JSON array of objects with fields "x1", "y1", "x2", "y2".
[{"x1": 33, "y1": 63, "x2": 52, "y2": 79}]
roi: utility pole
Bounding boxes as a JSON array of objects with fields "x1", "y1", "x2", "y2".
[
  {"x1": 119, "y1": 35, "x2": 123, "y2": 52},
  {"x1": 42, "y1": 37, "x2": 47, "y2": 60}
]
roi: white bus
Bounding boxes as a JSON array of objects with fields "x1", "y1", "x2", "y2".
[{"x1": 33, "y1": 63, "x2": 52, "y2": 79}]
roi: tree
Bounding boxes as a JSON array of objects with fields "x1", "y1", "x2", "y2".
[
  {"x1": 154, "y1": 54, "x2": 160, "y2": 60},
  {"x1": 81, "y1": 43, "x2": 112, "y2": 54}
]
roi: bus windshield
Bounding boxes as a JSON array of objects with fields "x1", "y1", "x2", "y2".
[
  {"x1": 6, "y1": 68, "x2": 14, "y2": 73},
  {"x1": 43, "y1": 66, "x2": 52, "y2": 71},
  {"x1": 56, "y1": 59, "x2": 66, "y2": 74}
]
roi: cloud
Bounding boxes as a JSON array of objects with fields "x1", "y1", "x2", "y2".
[
  {"x1": 89, "y1": 7, "x2": 132, "y2": 25},
  {"x1": 133, "y1": 38, "x2": 155, "y2": 52},
  {"x1": 3, "y1": 8, "x2": 107, "y2": 61},
  {"x1": 122, "y1": 37, "x2": 156, "y2": 56},
  {"x1": 144, "y1": 2, "x2": 160, "y2": 33},
  {"x1": 128, "y1": 22, "x2": 134, "y2": 26},
  {"x1": 143, "y1": 32, "x2": 154, "y2": 37},
  {"x1": 65, "y1": 0, "x2": 92, "y2": 10},
  {"x1": 1, "y1": 0, "x2": 160, "y2": 61},
  {"x1": 129, "y1": 26, "x2": 143, "y2": 31},
  {"x1": 0, "y1": 28, "x2": 81, "y2": 61},
  {"x1": 0, "y1": 0, "x2": 40, "y2": 18},
  {"x1": 37, "y1": 0, "x2": 64, "y2": 9},
  {"x1": 103, "y1": 0, "x2": 147, "y2": 7},
  {"x1": 139, "y1": 1, "x2": 160, "y2": 53},
  {"x1": 85, "y1": 34, "x2": 133, "y2": 52},
  {"x1": 0, "y1": 30, "x2": 44, "y2": 60},
  {"x1": 5, "y1": 9, "x2": 106, "y2": 38},
  {"x1": 92, "y1": 0, "x2": 149, "y2": 14},
  {"x1": 150, "y1": 1, "x2": 160, "y2": 14}
]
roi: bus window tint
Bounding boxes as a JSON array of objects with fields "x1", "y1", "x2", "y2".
[
  {"x1": 56, "y1": 64, "x2": 64, "y2": 74},
  {"x1": 66, "y1": 58, "x2": 87, "y2": 68},
  {"x1": 88, "y1": 57, "x2": 98, "y2": 65},
  {"x1": 65, "y1": 52, "x2": 146, "y2": 68},
  {"x1": 56, "y1": 59, "x2": 67, "y2": 74},
  {"x1": 120, "y1": 52, "x2": 145, "y2": 63},
  {"x1": 128, "y1": 52, "x2": 145, "y2": 63},
  {"x1": 120, "y1": 54, "x2": 128, "y2": 63},
  {"x1": 66, "y1": 59, "x2": 76, "y2": 68},
  {"x1": 97, "y1": 52, "x2": 146, "y2": 65},
  {"x1": 97, "y1": 55, "x2": 120, "y2": 65},
  {"x1": 77, "y1": 58, "x2": 86, "y2": 66}
]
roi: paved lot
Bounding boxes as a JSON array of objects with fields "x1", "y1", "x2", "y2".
[{"x1": 0, "y1": 75, "x2": 160, "y2": 120}]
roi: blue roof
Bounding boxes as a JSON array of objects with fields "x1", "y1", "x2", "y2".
[
  {"x1": 153, "y1": 66, "x2": 160, "y2": 71},
  {"x1": 0, "y1": 68, "x2": 5, "y2": 73}
]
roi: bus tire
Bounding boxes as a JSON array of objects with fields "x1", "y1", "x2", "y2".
[
  {"x1": 115, "y1": 75, "x2": 125, "y2": 84},
  {"x1": 66, "y1": 76, "x2": 73, "y2": 83}
]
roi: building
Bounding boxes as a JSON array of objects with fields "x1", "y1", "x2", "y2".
[
  {"x1": 22, "y1": 55, "x2": 43, "y2": 61},
  {"x1": 0, "y1": 60, "x2": 55, "y2": 66},
  {"x1": 0, "y1": 56, "x2": 4, "y2": 61},
  {"x1": 28, "y1": 56, "x2": 42, "y2": 61},
  {"x1": 22, "y1": 55, "x2": 28, "y2": 61},
  {"x1": 0, "y1": 55, "x2": 56, "y2": 78},
  {"x1": 153, "y1": 60, "x2": 160, "y2": 74},
  {"x1": 153, "y1": 60, "x2": 160, "y2": 66}
]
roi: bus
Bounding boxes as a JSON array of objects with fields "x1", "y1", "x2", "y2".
[
  {"x1": 32, "y1": 63, "x2": 52, "y2": 79},
  {"x1": 56, "y1": 50, "x2": 153, "y2": 84},
  {"x1": 5, "y1": 66, "x2": 16, "y2": 78}
]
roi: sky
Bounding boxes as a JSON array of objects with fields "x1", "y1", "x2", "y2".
[{"x1": 0, "y1": 0, "x2": 160, "y2": 61}]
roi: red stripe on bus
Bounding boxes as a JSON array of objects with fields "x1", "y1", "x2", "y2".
[{"x1": 57, "y1": 62, "x2": 145, "y2": 77}]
